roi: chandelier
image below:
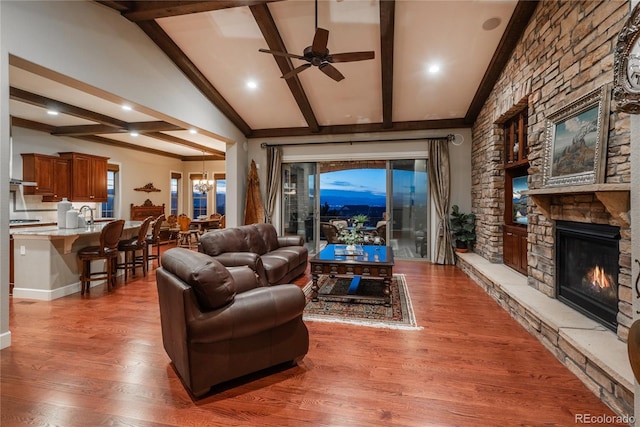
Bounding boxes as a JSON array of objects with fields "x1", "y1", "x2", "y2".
[{"x1": 193, "y1": 152, "x2": 214, "y2": 193}]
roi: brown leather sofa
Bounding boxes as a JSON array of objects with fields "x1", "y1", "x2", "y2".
[
  {"x1": 156, "y1": 248, "x2": 309, "y2": 398},
  {"x1": 198, "y1": 223, "x2": 308, "y2": 286}
]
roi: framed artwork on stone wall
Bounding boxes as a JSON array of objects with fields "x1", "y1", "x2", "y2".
[{"x1": 543, "y1": 84, "x2": 610, "y2": 187}]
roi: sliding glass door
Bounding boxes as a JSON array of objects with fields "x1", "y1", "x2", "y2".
[
  {"x1": 389, "y1": 159, "x2": 429, "y2": 259},
  {"x1": 281, "y1": 159, "x2": 428, "y2": 259},
  {"x1": 282, "y1": 163, "x2": 317, "y2": 253}
]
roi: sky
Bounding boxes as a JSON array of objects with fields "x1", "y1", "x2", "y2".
[{"x1": 319, "y1": 169, "x2": 387, "y2": 195}]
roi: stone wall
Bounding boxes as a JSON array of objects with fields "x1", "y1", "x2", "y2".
[{"x1": 471, "y1": 0, "x2": 632, "y2": 337}]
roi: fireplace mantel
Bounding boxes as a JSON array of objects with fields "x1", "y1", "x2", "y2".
[{"x1": 524, "y1": 184, "x2": 631, "y2": 226}]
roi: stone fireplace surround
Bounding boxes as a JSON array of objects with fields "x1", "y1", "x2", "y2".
[{"x1": 457, "y1": 186, "x2": 633, "y2": 417}]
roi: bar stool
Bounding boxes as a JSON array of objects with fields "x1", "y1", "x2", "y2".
[
  {"x1": 139, "y1": 214, "x2": 165, "y2": 268},
  {"x1": 78, "y1": 219, "x2": 125, "y2": 295},
  {"x1": 117, "y1": 216, "x2": 153, "y2": 282}
]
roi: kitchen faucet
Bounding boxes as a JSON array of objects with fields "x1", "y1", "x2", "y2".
[{"x1": 78, "y1": 205, "x2": 95, "y2": 225}]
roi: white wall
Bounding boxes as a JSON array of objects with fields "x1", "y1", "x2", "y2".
[{"x1": 0, "y1": 0, "x2": 248, "y2": 349}]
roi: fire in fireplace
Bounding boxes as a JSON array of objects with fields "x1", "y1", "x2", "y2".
[{"x1": 556, "y1": 221, "x2": 620, "y2": 331}]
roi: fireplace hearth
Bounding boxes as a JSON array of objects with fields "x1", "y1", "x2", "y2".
[{"x1": 555, "y1": 221, "x2": 620, "y2": 331}]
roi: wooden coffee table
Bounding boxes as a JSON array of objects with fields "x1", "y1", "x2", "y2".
[{"x1": 310, "y1": 244, "x2": 395, "y2": 306}]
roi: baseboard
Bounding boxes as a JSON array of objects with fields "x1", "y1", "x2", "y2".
[{"x1": 0, "y1": 331, "x2": 12, "y2": 349}]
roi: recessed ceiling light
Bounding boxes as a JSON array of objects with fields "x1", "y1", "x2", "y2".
[
  {"x1": 189, "y1": 128, "x2": 198, "y2": 134},
  {"x1": 482, "y1": 17, "x2": 501, "y2": 31},
  {"x1": 428, "y1": 64, "x2": 441, "y2": 74},
  {"x1": 47, "y1": 110, "x2": 59, "y2": 116},
  {"x1": 122, "y1": 105, "x2": 133, "y2": 111},
  {"x1": 130, "y1": 131, "x2": 139, "y2": 137},
  {"x1": 246, "y1": 80, "x2": 258, "y2": 90}
]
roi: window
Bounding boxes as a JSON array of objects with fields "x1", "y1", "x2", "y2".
[
  {"x1": 192, "y1": 173, "x2": 207, "y2": 218},
  {"x1": 215, "y1": 173, "x2": 226, "y2": 215},
  {"x1": 170, "y1": 172, "x2": 181, "y2": 216},
  {"x1": 100, "y1": 164, "x2": 118, "y2": 218},
  {"x1": 193, "y1": 191, "x2": 207, "y2": 218}
]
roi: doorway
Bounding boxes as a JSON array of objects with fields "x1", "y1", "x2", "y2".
[{"x1": 282, "y1": 159, "x2": 428, "y2": 260}]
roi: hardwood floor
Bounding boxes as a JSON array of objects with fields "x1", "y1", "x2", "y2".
[{"x1": 1, "y1": 247, "x2": 626, "y2": 426}]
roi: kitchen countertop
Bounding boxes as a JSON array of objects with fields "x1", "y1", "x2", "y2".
[
  {"x1": 10, "y1": 220, "x2": 141, "y2": 236},
  {"x1": 11, "y1": 221, "x2": 142, "y2": 254}
]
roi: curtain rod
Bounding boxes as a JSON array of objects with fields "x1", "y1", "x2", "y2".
[{"x1": 260, "y1": 134, "x2": 455, "y2": 149}]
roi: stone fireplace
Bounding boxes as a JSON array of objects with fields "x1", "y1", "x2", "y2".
[{"x1": 555, "y1": 220, "x2": 620, "y2": 332}]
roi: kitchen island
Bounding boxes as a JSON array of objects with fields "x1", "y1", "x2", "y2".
[{"x1": 11, "y1": 221, "x2": 142, "y2": 300}]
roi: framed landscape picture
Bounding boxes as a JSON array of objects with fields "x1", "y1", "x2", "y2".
[{"x1": 543, "y1": 85, "x2": 610, "y2": 187}]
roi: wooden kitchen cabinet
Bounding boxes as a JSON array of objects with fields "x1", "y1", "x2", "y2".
[
  {"x1": 21, "y1": 153, "x2": 56, "y2": 195},
  {"x1": 59, "y1": 152, "x2": 109, "y2": 202},
  {"x1": 42, "y1": 157, "x2": 71, "y2": 202}
]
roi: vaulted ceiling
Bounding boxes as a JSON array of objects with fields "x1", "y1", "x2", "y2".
[{"x1": 9, "y1": 0, "x2": 538, "y2": 159}]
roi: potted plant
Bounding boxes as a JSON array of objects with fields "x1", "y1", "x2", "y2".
[
  {"x1": 450, "y1": 205, "x2": 476, "y2": 252},
  {"x1": 351, "y1": 214, "x2": 369, "y2": 227}
]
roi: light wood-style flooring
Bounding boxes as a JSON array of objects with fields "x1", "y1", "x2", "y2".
[{"x1": 1, "y1": 247, "x2": 625, "y2": 426}]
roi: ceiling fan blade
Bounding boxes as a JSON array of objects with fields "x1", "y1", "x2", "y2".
[
  {"x1": 312, "y1": 27, "x2": 329, "y2": 55},
  {"x1": 319, "y1": 63, "x2": 345, "y2": 82},
  {"x1": 281, "y1": 63, "x2": 311, "y2": 79},
  {"x1": 258, "y1": 49, "x2": 306, "y2": 61},
  {"x1": 328, "y1": 51, "x2": 375, "y2": 63}
]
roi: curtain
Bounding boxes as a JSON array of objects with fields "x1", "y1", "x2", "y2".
[
  {"x1": 243, "y1": 160, "x2": 265, "y2": 225},
  {"x1": 428, "y1": 139, "x2": 456, "y2": 265},
  {"x1": 265, "y1": 146, "x2": 281, "y2": 224}
]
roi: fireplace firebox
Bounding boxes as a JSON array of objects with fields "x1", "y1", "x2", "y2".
[{"x1": 555, "y1": 221, "x2": 620, "y2": 331}]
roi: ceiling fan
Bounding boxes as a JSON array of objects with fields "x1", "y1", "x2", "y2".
[{"x1": 258, "y1": 1, "x2": 375, "y2": 82}]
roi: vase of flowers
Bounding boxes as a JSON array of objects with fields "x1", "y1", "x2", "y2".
[{"x1": 338, "y1": 226, "x2": 363, "y2": 253}]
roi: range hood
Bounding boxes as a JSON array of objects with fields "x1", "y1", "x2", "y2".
[{"x1": 9, "y1": 120, "x2": 37, "y2": 186}]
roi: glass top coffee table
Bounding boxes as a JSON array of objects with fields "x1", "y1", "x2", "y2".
[{"x1": 310, "y1": 244, "x2": 395, "y2": 306}]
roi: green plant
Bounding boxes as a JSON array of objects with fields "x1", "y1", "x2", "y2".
[
  {"x1": 338, "y1": 227, "x2": 363, "y2": 245},
  {"x1": 450, "y1": 205, "x2": 476, "y2": 249},
  {"x1": 352, "y1": 214, "x2": 369, "y2": 225}
]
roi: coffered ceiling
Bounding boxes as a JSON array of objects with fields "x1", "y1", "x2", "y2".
[{"x1": 8, "y1": 0, "x2": 538, "y2": 158}]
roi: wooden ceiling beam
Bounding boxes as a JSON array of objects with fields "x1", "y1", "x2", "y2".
[
  {"x1": 71, "y1": 135, "x2": 185, "y2": 159},
  {"x1": 9, "y1": 87, "x2": 128, "y2": 128},
  {"x1": 11, "y1": 116, "x2": 57, "y2": 133},
  {"x1": 464, "y1": 0, "x2": 539, "y2": 124},
  {"x1": 250, "y1": 118, "x2": 469, "y2": 139},
  {"x1": 116, "y1": 1, "x2": 283, "y2": 22},
  {"x1": 51, "y1": 121, "x2": 182, "y2": 136},
  {"x1": 135, "y1": 20, "x2": 252, "y2": 136},
  {"x1": 145, "y1": 131, "x2": 225, "y2": 158},
  {"x1": 249, "y1": 3, "x2": 320, "y2": 133},
  {"x1": 379, "y1": 0, "x2": 395, "y2": 129}
]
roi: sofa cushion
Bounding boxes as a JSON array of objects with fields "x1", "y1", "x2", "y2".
[
  {"x1": 260, "y1": 254, "x2": 291, "y2": 284},
  {"x1": 254, "y1": 223, "x2": 280, "y2": 252},
  {"x1": 271, "y1": 246, "x2": 308, "y2": 267},
  {"x1": 199, "y1": 228, "x2": 248, "y2": 256},
  {"x1": 241, "y1": 225, "x2": 268, "y2": 255},
  {"x1": 161, "y1": 248, "x2": 236, "y2": 311}
]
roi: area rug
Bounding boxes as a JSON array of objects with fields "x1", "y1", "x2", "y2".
[{"x1": 302, "y1": 274, "x2": 421, "y2": 330}]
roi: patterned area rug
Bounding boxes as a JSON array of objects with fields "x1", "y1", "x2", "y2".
[{"x1": 302, "y1": 274, "x2": 421, "y2": 330}]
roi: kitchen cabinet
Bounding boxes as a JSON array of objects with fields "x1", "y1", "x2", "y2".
[
  {"x1": 21, "y1": 153, "x2": 56, "y2": 195},
  {"x1": 59, "y1": 152, "x2": 109, "y2": 202},
  {"x1": 42, "y1": 157, "x2": 71, "y2": 202}
]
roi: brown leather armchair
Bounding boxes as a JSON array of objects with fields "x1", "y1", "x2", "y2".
[{"x1": 156, "y1": 248, "x2": 309, "y2": 398}]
